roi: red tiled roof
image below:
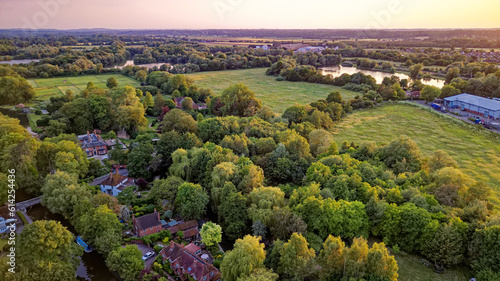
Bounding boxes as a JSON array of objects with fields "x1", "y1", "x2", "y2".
[
  {"x1": 98, "y1": 173, "x2": 127, "y2": 187},
  {"x1": 184, "y1": 243, "x2": 201, "y2": 254},
  {"x1": 161, "y1": 242, "x2": 221, "y2": 281}
]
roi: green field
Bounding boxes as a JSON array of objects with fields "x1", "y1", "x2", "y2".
[
  {"x1": 187, "y1": 68, "x2": 358, "y2": 113},
  {"x1": 331, "y1": 103, "x2": 500, "y2": 205},
  {"x1": 28, "y1": 74, "x2": 141, "y2": 103}
]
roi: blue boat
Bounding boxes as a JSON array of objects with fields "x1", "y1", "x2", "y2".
[{"x1": 76, "y1": 236, "x2": 93, "y2": 253}]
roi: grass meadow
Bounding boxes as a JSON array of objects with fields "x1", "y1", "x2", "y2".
[
  {"x1": 186, "y1": 68, "x2": 358, "y2": 113},
  {"x1": 331, "y1": 103, "x2": 500, "y2": 206},
  {"x1": 27, "y1": 74, "x2": 141, "y2": 104}
]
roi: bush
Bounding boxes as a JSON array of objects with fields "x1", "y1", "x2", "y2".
[
  {"x1": 154, "y1": 245, "x2": 163, "y2": 253},
  {"x1": 392, "y1": 244, "x2": 400, "y2": 253}
]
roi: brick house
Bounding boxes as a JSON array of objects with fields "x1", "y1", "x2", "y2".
[
  {"x1": 161, "y1": 241, "x2": 221, "y2": 281},
  {"x1": 78, "y1": 130, "x2": 108, "y2": 157},
  {"x1": 133, "y1": 210, "x2": 162, "y2": 237}
]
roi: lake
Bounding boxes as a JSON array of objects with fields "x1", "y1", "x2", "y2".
[
  {"x1": 320, "y1": 66, "x2": 445, "y2": 88},
  {"x1": 106, "y1": 60, "x2": 169, "y2": 70},
  {"x1": 0, "y1": 59, "x2": 40, "y2": 65},
  {"x1": 0, "y1": 107, "x2": 30, "y2": 127}
]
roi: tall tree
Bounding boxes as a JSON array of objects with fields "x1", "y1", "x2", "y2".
[
  {"x1": 200, "y1": 221, "x2": 223, "y2": 247},
  {"x1": 106, "y1": 245, "x2": 144, "y2": 281},
  {"x1": 175, "y1": 182, "x2": 209, "y2": 220},
  {"x1": 221, "y1": 235, "x2": 266, "y2": 281},
  {"x1": 220, "y1": 84, "x2": 263, "y2": 117},
  {"x1": 279, "y1": 233, "x2": 316, "y2": 281},
  {"x1": 17, "y1": 220, "x2": 82, "y2": 281}
]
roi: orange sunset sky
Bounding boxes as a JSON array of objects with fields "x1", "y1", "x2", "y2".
[{"x1": 0, "y1": 0, "x2": 499, "y2": 29}]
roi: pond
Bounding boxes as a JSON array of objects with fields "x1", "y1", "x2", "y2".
[
  {"x1": 0, "y1": 59, "x2": 40, "y2": 65},
  {"x1": 0, "y1": 107, "x2": 30, "y2": 128},
  {"x1": 320, "y1": 66, "x2": 445, "y2": 88},
  {"x1": 26, "y1": 203, "x2": 118, "y2": 281},
  {"x1": 106, "y1": 60, "x2": 169, "y2": 70}
]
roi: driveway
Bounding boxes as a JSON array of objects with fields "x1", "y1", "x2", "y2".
[{"x1": 134, "y1": 244, "x2": 157, "y2": 268}]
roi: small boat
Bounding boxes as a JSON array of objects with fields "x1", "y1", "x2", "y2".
[{"x1": 76, "y1": 236, "x2": 93, "y2": 253}]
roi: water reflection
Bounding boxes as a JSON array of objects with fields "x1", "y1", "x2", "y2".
[
  {"x1": 106, "y1": 60, "x2": 169, "y2": 70},
  {"x1": 320, "y1": 66, "x2": 445, "y2": 88},
  {"x1": 0, "y1": 59, "x2": 40, "y2": 65}
]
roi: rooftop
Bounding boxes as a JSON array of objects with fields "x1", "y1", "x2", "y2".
[
  {"x1": 134, "y1": 211, "x2": 161, "y2": 231},
  {"x1": 444, "y1": 93, "x2": 500, "y2": 111}
]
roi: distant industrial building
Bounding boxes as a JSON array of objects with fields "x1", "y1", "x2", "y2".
[{"x1": 444, "y1": 93, "x2": 500, "y2": 119}]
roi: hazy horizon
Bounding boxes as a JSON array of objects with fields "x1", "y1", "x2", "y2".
[{"x1": 1, "y1": 0, "x2": 499, "y2": 30}]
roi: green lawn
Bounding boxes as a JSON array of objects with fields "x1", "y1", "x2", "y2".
[
  {"x1": 186, "y1": 68, "x2": 358, "y2": 114},
  {"x1": 27, "y1": 74, "x2": 141, "y2": 103},
  {"x1": 331, "y1": 103, "x2": 500, "y2": 206}
]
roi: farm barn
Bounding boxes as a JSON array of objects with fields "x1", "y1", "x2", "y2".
[{"x1": 444, "y1": 93, "x2": 500, "y2": 119}]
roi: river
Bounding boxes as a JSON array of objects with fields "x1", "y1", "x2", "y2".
[
  {"x1": 0, "y1": 59, "x2": 40, "y2": 65},
  {"x1": 17, "y1": 189, "x2": 117, "y2": 280},
  {"x1": 320, "y1": 66, "x2": 445, "y2": 88},
  {"x1": 106, "y1": 60, "x2": 169, "y2": 70}
]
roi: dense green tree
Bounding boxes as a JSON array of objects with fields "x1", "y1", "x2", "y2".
[
  {"x1": 181, "y1": 97, "x2": 194, "y2": 110},
  {"x1": 279, "y1": 233, "x2": 316, "y2": 281},
  {"x1": 269, "y1": 207, "x2": 307, "y2": 241},
  {"x1": 75, "y1": 205, "x2": 122, "y2": 255},
  {"x1": 469, "y1": 225, "x2": 500, "y2": 274},
  {"x1": 106, "y1": 77, "x2": 118, "y2": 89},
  {"x1": 283, "y1": 105, "x2": 308, "y2": 125},
  {"x1": 421, "y1": 85, "x2": 442, "y2": 103},
  {"x1": 221, "y1": 235, "x2": 266, "y2": 281},
  {"x1": 408, "y1": 63, "x2": 423, "y2": 80},
  {"x1": 236, "y1": 268, "x2": 278, "y2": 281},
  {"x1": 17, "y1": 220, "x2": 82, "y2": 281},
  {"x1": 106, "y1": 245, "x2": 144, "y2": 281},
  {"x1": 378, "y1": 136, "x2": 422, "y2": 174},
  {"x1": 318, "y1": 235, "x2": 345, "y2": 280},
  {"x1": 41, "y1": 171, "x2": 92, "y2": 218},
  {"x1": 175, "y1": 182, "x2": 209, "y2": 220},
  {"x1": 217, "y1": 183, "x2": 249, "y2": 239},
  {"x1": 200, "y1": 221, "x2": 223, "y2": 247},
  {"x1": 0, "y1": 76, "x2": 35, "y2": 105},
  {"x1": 248, "y1": 186, "x2": 286, "y2": 225},
  {"x1": 424, "y1": 219, "x2": 467, "y2": 266},
  {"x1": 220, "y1": 84, "x2": 263, "y2": 117},
  {"x1": 149, "y1": 176, "x2": 185, "y2": 208},
  {"x1": 160, "y1": 109, "x2": 198, "y2": 134},
  {"x1": 127, "y1": 142, "x2": 154, "y2": 179}
]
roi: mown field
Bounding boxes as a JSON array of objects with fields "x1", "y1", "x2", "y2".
[
  {"x1": 27, "y1": 74, "x2": 141, "y2": 103},
  {"x1": 331, "y1": 103, "x2": 500, "y2": 205},
  {"x1": 187, "y1": 68, "x2": 358, "y2": 113}
]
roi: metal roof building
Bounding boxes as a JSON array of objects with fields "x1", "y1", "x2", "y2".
[{"x1": 444, "y1": 93, "x2": 500, "y2": 119}]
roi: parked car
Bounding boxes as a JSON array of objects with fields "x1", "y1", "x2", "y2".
[{"x1": 142, "y1": 251, "x2": 154, "y2": 261}]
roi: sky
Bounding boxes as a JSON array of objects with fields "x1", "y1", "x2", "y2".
[{"x1": 0, "y1": 0, "x2": 499, "y2": 30}]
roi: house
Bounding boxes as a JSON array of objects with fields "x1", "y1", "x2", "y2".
[
  {"x1": 256, "y1": 45, "x2": 270, "y2": 50},
  {"x1": 160, "y1": 241, "x2": 221, "y2": 281},
  {"x1": 167, "y1": 220, "x2": 200, "y2": 241},
  {"x1": 90, "y1": 169, "x2": 135, "y2": 196},
  {"x1": 78, "y1": 130, "x2": 108, "y2": 157},
  {"x1": 184, "y1": 243, "x2": 202, "y2": 255},
  {"x1": 444, "y1": 93, "x2": 500, "y2": 119},
  {"x1": 133, "y1": 210, "x2": 162, "y2": 237},
  {"x1": 15, "y1": 103, "x2": 30, "y2": 113}
]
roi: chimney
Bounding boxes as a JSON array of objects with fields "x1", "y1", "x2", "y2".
[
  {"x1": 156, "y1": 209, "x2": 160, "y2": 221},
  {"x1": 94, "y1": 129, "x2": 97, "y2": 135}
]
